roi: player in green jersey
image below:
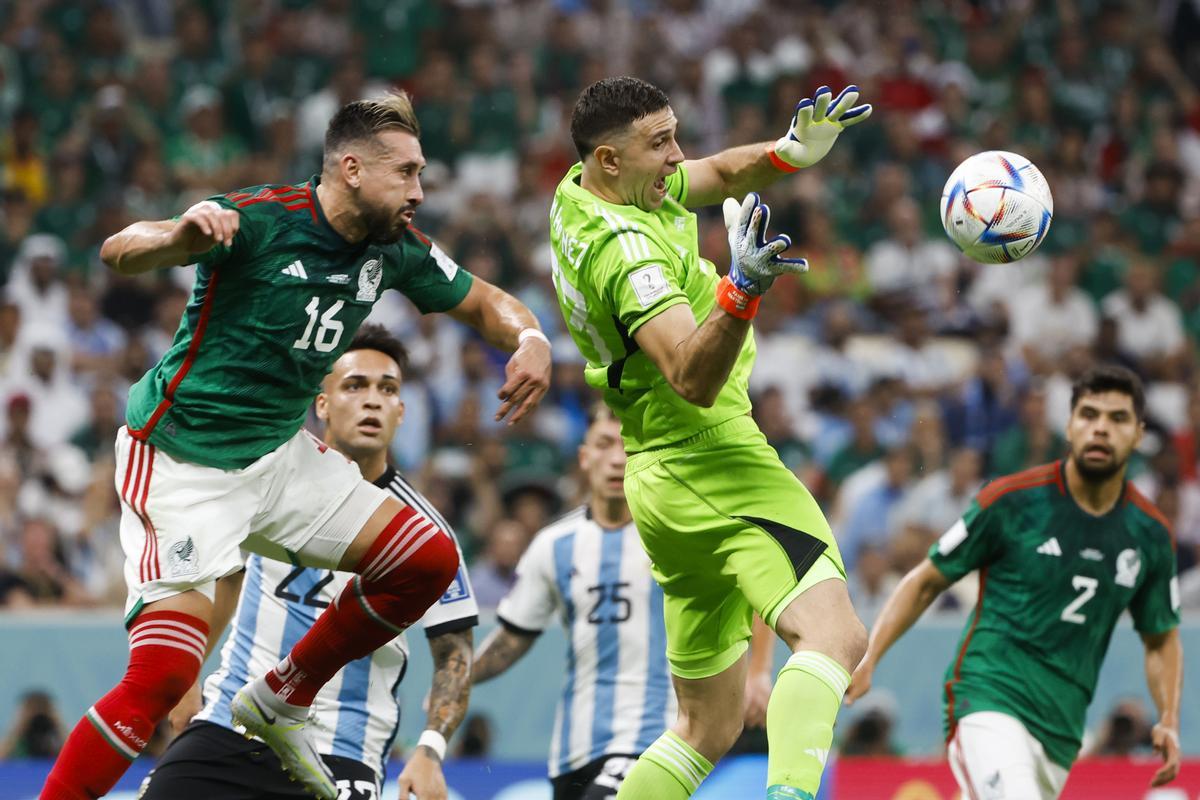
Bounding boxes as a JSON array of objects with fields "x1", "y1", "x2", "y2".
[
  {"x1": 549, "y1": 76, "x2": 873, "y2": 800},
  {"x1": 847, "y1": 365, "x2": 1183, "y2": 799},
  {"x1": 41, "y1": 93, "x2": 551, "y2": 800}
]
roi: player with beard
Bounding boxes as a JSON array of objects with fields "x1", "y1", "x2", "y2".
[
  {"x1": 41, "y1": 92, "x2": 551, "y2": 800},
  {"x1": 846, "y1": 365, "x2": 1183, "y2": 799}
]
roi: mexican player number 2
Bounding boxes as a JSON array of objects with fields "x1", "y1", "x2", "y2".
[
  {"x1": 1060, "y1": 575, "x2": 1098, "y2": 624},
  {"x1": 294, "y1": 297, "x2": 345, "y2": 352}
]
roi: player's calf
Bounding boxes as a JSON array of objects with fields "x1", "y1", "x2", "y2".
[{"x1": 41, "y1": 610, "x2": 208, "y2": 800}]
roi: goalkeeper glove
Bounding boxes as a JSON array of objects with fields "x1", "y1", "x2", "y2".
[
  {"x1": 768, "y1": 85, "x2": 872, "y2": 172},
  {"x1": 715, "y1": 192, "x2": 807, "y2": 319}
]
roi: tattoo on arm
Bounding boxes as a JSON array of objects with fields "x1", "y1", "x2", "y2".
[
  {"x1": 472, "y1": 628, "x2": 537, "y2": 684},
  {"x1": 427, "y1": 629, "x2": 474, "y2": 740}
]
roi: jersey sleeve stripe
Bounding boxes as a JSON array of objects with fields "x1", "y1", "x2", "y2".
[
  {"x1": 131, "y1": 270, "x2": 222, "y2": 441},
  {"x1": 1126, "y1": 484, "x2": 1176, "y2": 546},
  {"x1": 944, "y1": 566, "x2": 988, "y2": 743},
  {"x1": 977, "y1": 462, "x2": 1061, "y2": 509}
]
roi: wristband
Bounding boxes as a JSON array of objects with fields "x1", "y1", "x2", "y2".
[
  {"x1": 518, "y1": 328, "x2": 551, "y2": 347},
  {"x1": 417, "y1": 729, "x2": 447, "y2": 760},
  {"x1": 766, "y1": 144, "x2": 801, "y2": 174},
  {"x1": 715, "y1": 275, "x2": 761, "y2": 320}
]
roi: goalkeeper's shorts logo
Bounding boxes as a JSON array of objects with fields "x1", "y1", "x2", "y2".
[{"x1": 167, "y1": 536, "x2": 200, "y2": 578}]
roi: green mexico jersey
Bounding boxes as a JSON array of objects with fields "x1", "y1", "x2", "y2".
[
  {"x1": 929, "y1": 461, "x2": 1180, "y2": 768},
  {"x1": 126, "y1": 177, "x2": 473, "y2": 469},
  {"x1": 549, "y1": 162, "x2": 753, "y2": 452}
]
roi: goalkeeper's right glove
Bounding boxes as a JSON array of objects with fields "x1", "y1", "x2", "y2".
[{"x1": 715, "y1": 192, "x2": 807, "y2": 319}]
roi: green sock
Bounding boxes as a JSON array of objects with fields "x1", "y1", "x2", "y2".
[
  {"x1": 616, "y1": 730, "x2": 713, "y2": 800},
  {"x1": 765, "y1": 650, "x2": 849, "y2": 798}
]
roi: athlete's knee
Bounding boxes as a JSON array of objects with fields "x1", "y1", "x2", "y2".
[
  {"x1": 838, "y1": 614, "x2": 869, "y2": 672},
  {"x1": 675, "y1": 706, "x2": 743, "y2": 762},
  {"x1": 357, "y1": 506, "x2": 459, "y2": 599}
]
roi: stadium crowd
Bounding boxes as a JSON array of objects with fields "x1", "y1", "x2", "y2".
[{"x1": 0, "y1": 0, "x2": 1198, "y2": 625}]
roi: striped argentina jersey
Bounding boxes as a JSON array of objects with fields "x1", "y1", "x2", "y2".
[
  {"x1": 195, "y1": 466, "x2": 478, "y2": 779},
  {"x1": 497, "y1": 506, "x2": 675, "y2": 777}
]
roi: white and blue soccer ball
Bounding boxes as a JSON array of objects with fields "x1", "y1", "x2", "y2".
[{"x1": 940, "y1": 150, "x2": 1053, "y2": 264}]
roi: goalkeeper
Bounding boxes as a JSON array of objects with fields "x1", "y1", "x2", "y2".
[{"x1": 547, "y1": 76, "x2": 872, "y2": 800}]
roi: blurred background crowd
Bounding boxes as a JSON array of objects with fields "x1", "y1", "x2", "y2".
[{"x1": 0, "y1": 0, "x2": 1198, "y2": 643}]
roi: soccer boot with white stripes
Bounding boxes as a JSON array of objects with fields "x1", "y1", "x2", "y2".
[{"x1": 230, "y1": 677, "x2": 336, "y2": 800}]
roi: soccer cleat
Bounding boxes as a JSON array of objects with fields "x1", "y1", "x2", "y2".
[{"x1": 230, "y1": 679, "x2": 336, "y2": 800}]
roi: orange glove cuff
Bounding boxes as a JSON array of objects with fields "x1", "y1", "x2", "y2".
[{"x1": 715, "y1": 275, "x2": 761, "y2": 320}]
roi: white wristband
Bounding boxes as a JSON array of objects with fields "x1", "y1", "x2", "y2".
[
  {"x1": 417, "y1": 729, "x2": 447, "y2": 760},
  {"x1": 518, "y1": 328, "x2": 551, "y2": 348}
]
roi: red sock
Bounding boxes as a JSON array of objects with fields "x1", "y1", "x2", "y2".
[
  {"x1": 264, "y1": 506, "x2": 459, "y2": 706},
  {"x1": 41, "y1": 610, "x2": 207, "y2": 800}
]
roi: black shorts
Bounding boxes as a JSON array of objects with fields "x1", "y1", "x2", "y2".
[
  {"x1": 550, "y1": 754, "x2": 639, "y2": 800},
  {"x1": 138, "y1": 721, "x2": 379, "y2": 800}
]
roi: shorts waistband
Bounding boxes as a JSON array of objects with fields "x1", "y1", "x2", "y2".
[{"x1": 626, "y1": 414, "x2": 760, "y2": 474}]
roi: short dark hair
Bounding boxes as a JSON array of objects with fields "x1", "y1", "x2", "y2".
[
  {"x1": 586, "y1": 401, "x2": 617, "y2": 428},
  {"x1": 324, "y1": 92, "x2": 420, "y2": 169},
  {"x1": 570, "y1": 77, "x2": 670, "y2": 161},
  {"x1": 345, "y1": 323, "x2": 409, "y2": 373},
  {"x1": 1070, "y1": 364, "x2": 1145, "y2": 419}
]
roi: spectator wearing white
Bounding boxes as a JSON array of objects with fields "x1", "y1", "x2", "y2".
[
  {"x1": 864, "y1": 195, "x2": 957, "y2": 305},
  {"x1": 1101, "y1": 260, "x2": 1187, "y2": 377},
  {"x1": 1008, "y1": 252, "x2": 1098, "y2": 371},
  {"x1": 4, "y1": 234, "x2": 68, "y2": 330},
  {"x1": 3, "y1": 326, "x2": 90, "y2": 448},
  {"x1": 892, "y1": 447, "x2": 984, "y2": 540}
]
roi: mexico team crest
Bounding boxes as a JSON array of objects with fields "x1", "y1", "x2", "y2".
[
  {"x1": 167, "y1": 536, "x2": 199, "y2": 578},
  {"x1": 1115, "y1": 548, "x2": 1141, "y2": 588},
  {"x1": 357, "y1": 258, "x2": 383, "y2": 302}
]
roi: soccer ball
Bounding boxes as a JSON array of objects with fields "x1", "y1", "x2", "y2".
[{"x1": 939, "y1": 150, "x2": 1054, "y2": 264}]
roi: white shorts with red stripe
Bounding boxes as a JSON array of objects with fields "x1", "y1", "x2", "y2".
[
  {"x1": 116, "y1": 425, "x2": 388, "y2": 618},
  {"x1": 948, "y1": 711, "x2": 1070, "y2": 800}
]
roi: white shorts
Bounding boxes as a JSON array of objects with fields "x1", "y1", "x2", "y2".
[
  {"x1": 948, "y1": 711, "x2": 1070, "y2": 800},
  {"x1": 116, "y1": 426, "x2": 389, "y2": 618}
]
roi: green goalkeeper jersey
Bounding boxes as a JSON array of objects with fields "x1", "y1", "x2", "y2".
[
  {"x1": 126, "y1": 177, "x2": 473, "y2": 470},
  {"x1": 929, "y1": 461, "x2": 1180, "y2": 768},
  {"x1": 548, "y1": 162, "x2": 753, "y2": 452}
]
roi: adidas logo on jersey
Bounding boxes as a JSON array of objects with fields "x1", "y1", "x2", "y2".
[
  {"x1": 1037, "y1": 537, "x2": 1062, "y2": 557},
  {"x1": 281, "y1": 260, "x2": 308, "y2": 279}
]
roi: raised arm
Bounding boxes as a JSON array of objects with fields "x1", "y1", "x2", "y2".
[
  {"x1": 471, "y1": 624, "x2": 539, "y2": 684},
  {"x1": 445, "y1": 277, "x2": 551, "y2": 424},
  {"x1": 845, "y1": 558, "x2": 951, "y2": 704},
  {"x1": 635, "y1": 193, "x2": 805, "y2": 407},
  {"x1": 682, "y1": 86, "x2": 872, "y2": 208},
  {"x1": 396, "y1": 628, "x2": 475, "y2": 800},
  {"x1": 1141, "y1": 628, "x2": 1183, "y2": 787},
  {"x1": 100, "y1": 200, "x2": 240, "y2": 275}
]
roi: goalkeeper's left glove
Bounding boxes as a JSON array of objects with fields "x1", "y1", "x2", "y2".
[{"x1": 767, "y1": 85, "x2": 872, "y2": 172}]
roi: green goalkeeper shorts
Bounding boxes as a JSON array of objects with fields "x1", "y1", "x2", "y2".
[{"x1": 624, "y1": 415, "x2": 845, "y2": 680}]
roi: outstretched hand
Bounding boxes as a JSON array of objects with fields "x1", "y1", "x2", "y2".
[
  {"x1": 769, "y1": 85, "x2": 873, "y2": 172},
  {"x1": 496, "y1": 336, "x2": 551, "y2": 425},
  {"x1": 1150, "y1": 722, "x2": 1180, "y2": 786},
  {"x1": 723, "y1": 192, "x2": 807, "y2": 296}
]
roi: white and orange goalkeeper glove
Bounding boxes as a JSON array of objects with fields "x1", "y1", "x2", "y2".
[
  {"x1": 767, "y1": 85, "x2": 872, "y2": 172},
  {"x1": 715, "y1": 192, "x2": 807, "y2": 319}
]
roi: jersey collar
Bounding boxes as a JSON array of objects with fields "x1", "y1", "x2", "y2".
[{"x1": 373, "y1": 465, "x2": 398, "y2": 489}]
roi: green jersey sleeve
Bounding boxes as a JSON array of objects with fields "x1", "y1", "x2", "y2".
[
  {"x1": 929, "y1": 499, "x2": 1003, "y2": 583},
  {"x1": 594, "y1": 233, "x2": 690, "y2": 337},
  {"x1": 1128, "y1": 533, "x2": 1181, "y2": 635},
  {"x1": 386, "y1": 231, "x2": 474, "y2": 313}
]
